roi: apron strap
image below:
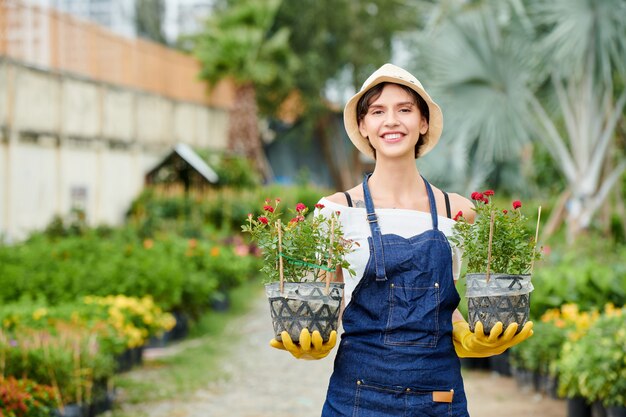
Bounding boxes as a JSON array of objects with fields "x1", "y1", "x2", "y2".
[
  {"x1": 362, "y1": 173, "x2": 387, "y2": 281},
  {"x1": 422, "y1": 176, "x2": 439, "y2": 230}
]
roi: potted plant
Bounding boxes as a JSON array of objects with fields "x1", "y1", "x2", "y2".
[
  {"x1": 0, "y1": 377, "x2": 59, "y2": 417},
  {"x1": 450, "y1": 190, "x2": 542, "y2": 334},
  {"x1": 556, "y1": 306, "x2": 626, "y2": 417},
  {"x1": 242, "y1": 199, "x2": 355, "y2": 343}
]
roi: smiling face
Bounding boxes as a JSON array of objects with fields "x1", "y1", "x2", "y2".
[{"x1": 357, "y1": 83, "x2": 429, "y2": 160}]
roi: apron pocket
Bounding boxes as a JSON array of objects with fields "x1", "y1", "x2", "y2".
[
  {"x1": 353, "y1": 380, "x2": 452, "y2": 417},
  {"x1": 353, "y1": 380, "x2": 405, "y2": 417},
  {"x1": 384, "y1": 282, "x2": 440, "y2": 347}
]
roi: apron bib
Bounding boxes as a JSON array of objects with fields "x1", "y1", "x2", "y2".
[{"x1": 322, "y1": 174, "x2": 469, "y2": 417}]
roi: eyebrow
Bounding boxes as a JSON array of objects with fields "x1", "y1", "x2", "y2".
[{"x1": 369, "y1": 101, "x2": 415, "y2": 108}]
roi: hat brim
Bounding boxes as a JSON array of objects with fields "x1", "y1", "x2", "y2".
[{"x1": 344, "y1": 70, "x2": 443, "y2": 160}]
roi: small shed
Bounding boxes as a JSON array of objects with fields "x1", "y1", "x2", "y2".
[{"x1": 145, "y1": 144, "x2": 219, "y2": 193}]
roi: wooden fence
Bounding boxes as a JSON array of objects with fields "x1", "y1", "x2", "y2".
[{"x1": 0, "y1": 0, "x2": 233, "y2": 108}]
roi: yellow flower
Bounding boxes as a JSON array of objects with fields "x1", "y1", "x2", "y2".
[
  {"x1": 604, "y1": 303, "x2": 623, "y2": 317},
  {"x1": 143, "y1": 314, "x2": 154, "y2": 325},
  {"x1": 561, "y1": 303, "x2": 579, "y2": 321},
  {"x1": 32, "y1": 308, "x2": 48, "y2": 321},
  {"x1": 540, "y1": 308, "x2": 561, "y2": 323}
]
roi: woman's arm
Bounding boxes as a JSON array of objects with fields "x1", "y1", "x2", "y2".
[
  {"x1": 335, "y1": 266, "x2": 346, "y2": 324},
  {"x1": 452, "y1": 308, "x2": 465, "y2": 324}
]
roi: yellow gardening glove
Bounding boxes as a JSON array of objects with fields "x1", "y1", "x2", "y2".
[
  {"x1": 452, "y1": 320, "x2": 534, "y2": 358},
  {"x1": 270, "y1": 328, "x2": 337, "y2": 360}
]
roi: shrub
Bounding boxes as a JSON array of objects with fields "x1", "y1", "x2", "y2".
[
  {"x1": 509, "y1": 320, "x2": 566, "y2": 375},
  {"x1": 0, "y1": 377, "x2": 58, "y2": 417},
  {"x1": 0, "y1": 230, "x2": 258, "y2": 318},
  {"x1": 1, "y1": 325, "x2": 115, "y2": 406},
  {"x1": 530, "y1": 240, "x2": 626, "y2": 318},
  {"x1": 556, "y1": 305, "x2": 626, "y2": 406},
  {"x1": 127, "y1": 183, "x2": 330, "y2": 237}
]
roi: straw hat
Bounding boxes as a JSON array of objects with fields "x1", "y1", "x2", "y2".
[{"x1": 343, "y1": 63, "x2": 443, "y2": 159}]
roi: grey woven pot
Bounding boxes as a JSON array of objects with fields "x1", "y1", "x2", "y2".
[
  {"x1": 265, "y1": 281, "x2": 344, "y2": 343},
  {"x1": 466, "y1": 273, "x2": 533, "y2": 334}
]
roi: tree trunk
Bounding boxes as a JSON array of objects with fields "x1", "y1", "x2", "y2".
[
  {"x1": 228, "y1": 83, "x2": 272, "y2": 180},
  {"x1": 315, "y1": 111, "x2": 352, "y2": 191},
  {"x1": 542, "y1": 189, "x2": 570, "y2": 242}
]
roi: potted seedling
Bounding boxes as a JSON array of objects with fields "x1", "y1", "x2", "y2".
[
  {"x1": 242, "y1": 200, "x2": 355, "y2": 343},
  {"x1": 451, "y1": 190, "x2": 542, "y2": 334}
]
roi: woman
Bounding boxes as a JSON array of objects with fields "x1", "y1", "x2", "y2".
[{"x1": 271, "y1": 64, "x2": 533, "y2": 416}]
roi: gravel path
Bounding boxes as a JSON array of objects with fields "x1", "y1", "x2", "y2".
[{"x1": 117, "y1": 295, "x2": 566, "y2": 417}]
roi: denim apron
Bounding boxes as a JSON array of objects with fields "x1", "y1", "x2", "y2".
[{"x1": 322, "y1": 174, "x2": 469, "y2": 417}]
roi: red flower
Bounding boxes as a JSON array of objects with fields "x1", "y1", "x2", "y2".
[
  {"x1": 263, "y1": 205, "x2": 275, "y2": 213},
  {"x1": 482, "y1": 197, "x2": 490, "y2": 204},
  {"x1": 512, "y1": 200, "x2": 522, "y2": 210},
  {"x1": 295, "y1": 203, "x2": 307, "y2": 212},
  {"x1": 453, "y1": 210, "x2": 463, "y2": 221},
  {"x1": 265, "y1": 198, "x2": 271, "y2": 204},
  {"x1": 502, "y1": 209, "x2": 508, "y2": 214},
  {"x1": 289, "y1": 215, "x2": 304, "y2": 224},
  {"x1": 471, "y1": 192, "x2": 484, "y2": 201},
  {"x1": 315, "y1": 203, "x2": 325, "y2": 209},
  {"x1": 275, "y1": 198, "x2": 281, "y2": 202},
  {"x1": 336, "y1": 211, "x2": 341, "y2": 215},
  {"x1": 258, "y1": 216, "x2": 269, "y2": 224},
  {"x1": 483, "y1": 190, "x2": 495, "y2": 196}
]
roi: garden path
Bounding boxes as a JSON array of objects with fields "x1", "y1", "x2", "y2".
[{"x1": 115, "y1": 295, "x2": 566, "y2": 417}]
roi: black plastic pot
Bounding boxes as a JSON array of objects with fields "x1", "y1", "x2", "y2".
[
  {"x1": 488, "y1": 351, "x2": 512, "y2": 376},
  {"x1": 542, "y1": 374, "x2": 559, "y2": 399},
  {"x1": 115, "y1": 348, "x2": 133, "y2": 373},
  {"x1": 210, "y1": 291, "x2": 231, "y2": 311},
  {"x1": 592, "y1": 401, "x2": 608, "y2": 417},
  {"x1": 89, "y1": 389, "x2": 116, "y2": 416},
  {"x1": 53, "y1": 404, "x2": 87, "y2": 417},
  {"x1": 131, "y1": 345, "x2": 144, "y2": 366},
  {"x1": 607, "y1": 407, "x2": 626, "y2": 417},
  {"x1": 512, "y1": 367, "x2": 533, "y2": 389},
  {"x1": 167, "y1": 310, "x2": 189, "y2": 341},
  {"x1": 460, "y1": 357, "x2": 491, "y2": 370},
  {"x1": 568, "y1": 397, "x2": 592, "y2": 417}
]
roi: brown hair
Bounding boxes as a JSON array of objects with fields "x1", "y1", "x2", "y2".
[{"x1": 356, "y1": 82, "x2": 430, "y2": 159}]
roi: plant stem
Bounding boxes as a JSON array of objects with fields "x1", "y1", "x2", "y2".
[
  {"x1": 326, "y1": 217, "x2": 335, "y2": 293},
  {"x1": 530, "y1": 206, "x2": 542, "y2": 274},
  {"x1": 277, "y1": 220, "x2": 284, "y2": 293},
  {"x1": 486, "y1": 211, "x2": 495, "y2": 283}
]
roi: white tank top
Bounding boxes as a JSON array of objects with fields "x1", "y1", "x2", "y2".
[{"x1": 316, "y1": 197, "x2": 462, "y2": 307}]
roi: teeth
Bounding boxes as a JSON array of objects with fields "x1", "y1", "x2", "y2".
[{"x1": 383, "y1": 133, "x2": 402, "y2": 140}]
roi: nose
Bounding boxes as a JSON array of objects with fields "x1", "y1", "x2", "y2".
[{"x1": 384, "y1": 110, "x2": 399, "y2": 126}]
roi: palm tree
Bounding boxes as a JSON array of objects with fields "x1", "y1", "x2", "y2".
[
  {"x1": 194, "y1": 0, "x2": 298, "y2": 179},
  {"x1": 407, "y1": 3, "x2": 536, "y2": 194},
  {"x1": 526, "y1": 0, "x2": 626, "y2": 242},
  {"x1": 412, "y1": 0, "x2": 626, "y2": 242}
]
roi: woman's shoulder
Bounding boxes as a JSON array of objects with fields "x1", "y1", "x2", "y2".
[
  {"x1": 446, "y1": 192, "x2": 476, "y2": 222},
  {"x1": 323, "y1": 192, "x2": 349, "y2": 206},
  {"x1": 323, "y1": 185, "x2": 364, "y2": 207}
]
